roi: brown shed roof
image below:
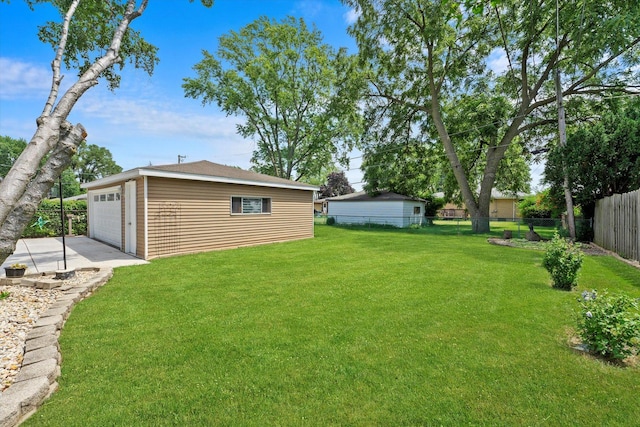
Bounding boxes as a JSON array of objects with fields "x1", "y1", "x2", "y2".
[{"x1": 82, "y1": 160, "x2": 318, "y2": 192}]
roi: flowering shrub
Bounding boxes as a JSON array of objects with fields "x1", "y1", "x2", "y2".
[
  {"x1": 577, "y1": 290, "x2": 640, "y2": 360},
  {"x1": 542, "y1": 233, "x2": 583, "y2": 290}
]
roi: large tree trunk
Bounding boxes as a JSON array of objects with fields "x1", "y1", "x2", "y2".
[
  {"x1": 471, "y1": 111, "x2": 529, "y2": 233},
  {"x1": 0, "y1": 118, "x2": 63, "y2": 225},
  {"x1": 0, "y1": 0, "x2": 148, "y2": 265},
  {"x1": 0, "y1": 124, "x2": 86, "y2": 264}
]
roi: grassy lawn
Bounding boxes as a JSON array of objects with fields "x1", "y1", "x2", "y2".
[
  {"x1": 315, "y1": 215, "x2": 561, "y2": 240},
  {"x1": 26, "y1": 225, "x2": 640, "y2": 426}
]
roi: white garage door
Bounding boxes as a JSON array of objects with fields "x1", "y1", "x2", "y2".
[{"x1": 88, "y1": 186, "x2": 122, "y2": 248}]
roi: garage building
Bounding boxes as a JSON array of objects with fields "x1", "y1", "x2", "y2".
[
  {"x1": 327, "y1": 191, "x2": 426, "y2": 228},
  {"x1": 81, "y1": 160, "x2": 318, "y2": 259}
]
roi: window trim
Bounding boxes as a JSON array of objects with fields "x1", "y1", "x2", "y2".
[{"x1": 230, "y1": 196, "x2": 272, "y2": 215}]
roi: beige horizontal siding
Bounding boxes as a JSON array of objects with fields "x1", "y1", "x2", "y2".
[
  {"x1": 490, "y1": 199, "x2": 520, "y2": 219},
  {"x1": 146, "y1": 177, "x2": 314, "y2": 259}
]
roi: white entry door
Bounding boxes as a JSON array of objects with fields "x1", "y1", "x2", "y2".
[{"x1": 125, "y1": 181, "x2": 137, "y2": 254}]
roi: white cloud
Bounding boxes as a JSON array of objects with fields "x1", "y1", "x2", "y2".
[
  {"x1": 0, "y1": 57, "x2": 51, "y2": 99},
  {"x1": 74, "y1": 91, "x2": 240, "y2": 141},
  {"x1": 69, "y1": 92, "x2": 255, "y2": 169},
  {"x1": 343, "y1": 8, "x2": 361, "y2": 25},
  {"x1": 487, "y1": 48, "x2": 509, "y2": 75}
]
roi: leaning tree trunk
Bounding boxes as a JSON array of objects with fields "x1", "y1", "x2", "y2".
[
  {"x1": 0, "y1": 125, "x2": 86, "y2": 263},
  {"x1": 0, "y1": 0, "x2": 148, "y2": 265}
]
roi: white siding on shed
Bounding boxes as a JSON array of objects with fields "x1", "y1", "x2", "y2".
[
  {"x1": 329, "y1": 200, "x2": 424, "y2": 228},
  {"x1": 402, "y1": 201, "x2": 424, "y2": 227}
]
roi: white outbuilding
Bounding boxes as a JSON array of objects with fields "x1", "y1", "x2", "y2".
[{"x1": 327, "y1": 191, "x2": 426, "y2": 228}]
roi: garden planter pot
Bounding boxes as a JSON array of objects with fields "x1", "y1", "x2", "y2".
[{"x1": 4, "y1": 267, "x2": 26, "y2": 278}]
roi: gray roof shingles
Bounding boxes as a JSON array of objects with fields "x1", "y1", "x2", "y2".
[
  {"x1": 328, "y1": 190, "x2": 425, "y2": 202},
  {"x1": 144, "y1": 160, "x2": 317, "y2": 189}
]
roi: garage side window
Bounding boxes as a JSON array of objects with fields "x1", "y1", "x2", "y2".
[{"x1": 231, "y1": 197, "x2": 271, "y2": 214}]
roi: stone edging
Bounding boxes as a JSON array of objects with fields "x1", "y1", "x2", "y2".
[{"x1": 0, "y1": 267, "x2": 113, "y2": 427}]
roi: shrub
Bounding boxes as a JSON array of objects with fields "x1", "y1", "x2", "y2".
[
  {"x1": 542, "y1": 233, "x2": 583, "y2": 290},
  {"x1": 577, "y1": 290, "x2": 640, "y2": 360},
  {"x1": 424, "y1": 195, "x2": 445, "y2": 217},
  {"x1": 22, "y1": 199, "x2": 87, "y2": 238},
  {"x1": 326, "y1": 216, "x2": 336, "y2": 225},
  {"x1": 519, "y1": 195, "x2": 552, "y2": 219},
  {"x1": 518, "y1": 189, "x2": 564, "y2": 219},
  {"x1": 576, "y1": 219, "x2": 594, "y2": 242}
]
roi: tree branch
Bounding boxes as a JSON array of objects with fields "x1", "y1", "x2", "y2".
[
  {"x1": 516, "y1": 118, "x2": 557, "y2": 134},
  {"x1": 565, "y1": 35, "x2": 640, "y2": 94},
  {"x1": 41, "y1": 0, "x2": 81, "y2": 118},
  {"x1": 53, "y1": 0, "x2": 149, "y2": 120},
  {"x1": 528, "y1": 35, "x2": 569, "y2": 103}
]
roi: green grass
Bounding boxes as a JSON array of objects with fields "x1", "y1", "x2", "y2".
[
  {"x1": 25, "y1": 226, "x2": 640, "y2": 426},
  {"x1": 315, "y1": 215, "x2": 561, "y2": 239}
]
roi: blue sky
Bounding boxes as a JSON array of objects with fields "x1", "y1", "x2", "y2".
[
  {"x1": 0, "y1": 0, "x2": 545, "y2": 191},
  {"x1": 0, "y1": 0, "x2": 366, "y2": 187}
]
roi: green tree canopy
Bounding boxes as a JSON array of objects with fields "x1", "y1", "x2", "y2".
[
  {"x1": 72, "y1": 141, "x2": 123, "y2": 183},
  {"x1": 345, "y1": 0, "x2": 640, "y2": 232},
  {"x1": 362, "y1": 141, "x2": 442, "y2": 199},
  {"x1": 318, "y1": 171, "x2": 355, "y2": 199},
  {"x1": 0, "y1": 136, "x2": 27, "y2": 178},
  {"x1": 544, "y1": 97, "x2": 640, "y2": 218},
  {"x1": 54, "y1": 168, "x2": 82, "y2": 198},
  {"x1": 1, "y1": 136, "x2": 122, "y2": 197},
  {"x1": 183, "y1": 16, "x2": 365, "y2": 182}
]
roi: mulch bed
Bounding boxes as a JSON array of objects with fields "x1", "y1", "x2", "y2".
[{"x1": 488, "y1": 238, "x2": 612, "y2": 256}]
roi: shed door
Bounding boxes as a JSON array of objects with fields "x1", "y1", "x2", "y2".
[
  {"x1": 124, "y1": 181, "x2": 136, "y2": 254},
  {"x1": 88, "y1": 186, "x2": 122, "y2": 248}
]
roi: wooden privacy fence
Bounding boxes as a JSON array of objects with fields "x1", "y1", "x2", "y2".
[{"x1": 594, "y1": 189, "x2": 640, "y2": 262}]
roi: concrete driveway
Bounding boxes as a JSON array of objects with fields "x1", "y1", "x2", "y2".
[{"x1": 1, "y1": 236, "x2": 148, "y2": 277}]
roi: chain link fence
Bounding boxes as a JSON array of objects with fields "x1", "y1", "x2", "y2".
[
  {"x1": 21, "y1": 207, "x2": 88, "y2": 238},
  {"x1": 315, "y1": 214, "x2": 593, "y2": 240}
]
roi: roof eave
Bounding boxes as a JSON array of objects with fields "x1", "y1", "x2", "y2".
[
  {"x1": 81, "y1": 168, "x2": 319, "y2": 192},
  {"x1": 80, "y1": 169, "x2": 141, "y2": 189}
]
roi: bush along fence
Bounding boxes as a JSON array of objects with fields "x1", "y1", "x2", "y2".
[
  {"x1": 594, "y1": 189, "x2": 640, "y2": 262},
  {"x1": 21, "y1": 199, "x2": 87, "y2": 238}
]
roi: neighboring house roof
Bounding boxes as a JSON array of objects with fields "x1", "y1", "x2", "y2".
[
  {"x1": 63, "y1": 193, "x2": 88, "y2": 201},
  {"x1": 432, "y1": 189, "x2": 530, "y2": 200},
  {"x1": 81, "y1": 160, "x2": 319, "y2": 192},
  {"x1": 328, "y1": 190, "x2": 426, "y2": 202},
  {"x1": 490, "y1": 189, "x2": 530, "y2": 199}
]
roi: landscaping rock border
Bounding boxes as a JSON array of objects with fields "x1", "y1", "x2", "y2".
[
  {"x1": 0, "y1": 267, "x2": 113, "y2": 427},
  {"x1": 488, "y1": 238, "x2": 640, "y2": 269}
]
